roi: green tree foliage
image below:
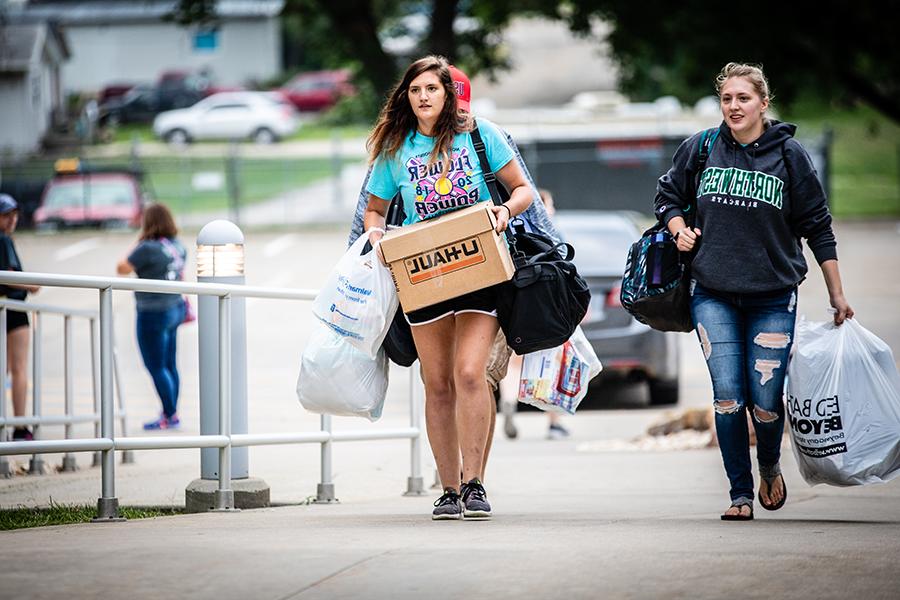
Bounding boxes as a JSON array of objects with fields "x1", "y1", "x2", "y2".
[
  {"x1": 535, "y1": 0, "x2": 900, "y2": 122},
  {"x1": 171, "y1": 0, "x2": 899, "y2": 122}
]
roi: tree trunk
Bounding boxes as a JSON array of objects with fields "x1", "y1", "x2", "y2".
[
  {"x1": 428, "y1": 0, "x2": 459, "y2": 61},
  {"x1": 310, "y1": 0, "x2": 398, "y2": 96}
]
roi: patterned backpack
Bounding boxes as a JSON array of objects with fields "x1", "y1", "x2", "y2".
[{"x1": 619, "y1": 128, "x2": 717, "y2": 332}]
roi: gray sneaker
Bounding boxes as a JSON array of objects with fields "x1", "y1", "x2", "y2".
[
  {"x1": 460, "y1": 478, "x2": 492, "y2": 519},
  {"x1": 432, "y1": 488, "x2": 463, "y2": 520}
]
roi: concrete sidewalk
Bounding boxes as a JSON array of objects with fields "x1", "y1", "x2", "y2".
[{"x1": 2, "y1": 407, "x2": 899, "y2": 599}]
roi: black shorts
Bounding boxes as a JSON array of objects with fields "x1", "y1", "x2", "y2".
[
  {"x1": 5, "y1": 309, "x2": 29, "y2": 333},
  {"x1": 404, "y1": 284, "x2": 502, "y2": 326}
]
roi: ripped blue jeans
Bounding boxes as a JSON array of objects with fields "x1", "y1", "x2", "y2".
[{"x1": 690, "y1": 280, "x2": 797, "y2": 502}]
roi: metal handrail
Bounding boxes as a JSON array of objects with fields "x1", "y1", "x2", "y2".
[
  {"x1": 0, "y1": 298, "x2": 127, "y2": 475},
  {"x1": 0, "y1": 271, "x2": 425, "y2": 519}
]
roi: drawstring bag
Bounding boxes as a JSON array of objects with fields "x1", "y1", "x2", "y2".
[
  {"x1": 787, "y1": 317, "x2": 900, "y2": 486},
  {"x1": 158, "y1": 237, "x2": 195, "y2": 325}
]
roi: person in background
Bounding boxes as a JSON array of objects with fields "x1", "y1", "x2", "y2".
[
  {"x1": 363, "y1": 55, "x2": 533, "y2": 520},
  {"x1": 0, "y1": 194, "x2": 40, "y2": 441},
  {"x1": 655, "y1": 62, "x2": 854, "y2": 520},
  {"x1": 499, "y1": 188, "x2": 571, "y2": 440},
  {"x1": 116, "y1": 203, "x2": 188, "y2": 431}
]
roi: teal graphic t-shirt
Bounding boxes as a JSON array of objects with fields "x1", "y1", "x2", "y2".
[{"x1": 366, "y1": 120, "x2": 515, "y2": 225}]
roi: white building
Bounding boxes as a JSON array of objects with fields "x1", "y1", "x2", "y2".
[
  {"x1": 14, "y1": 0, "x2": 284, "y2": 93},
  {"x1": 0, "y1": 21, "x2": 70, "y2": 156}
]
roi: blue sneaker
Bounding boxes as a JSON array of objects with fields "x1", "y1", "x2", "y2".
[{"x1": 143, "y1": 413, "x2": 180, "y2": 431}]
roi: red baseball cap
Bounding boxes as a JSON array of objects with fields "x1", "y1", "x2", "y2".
[{"x1": 449, "y1": 65, "x2": 471, "y2": 112}]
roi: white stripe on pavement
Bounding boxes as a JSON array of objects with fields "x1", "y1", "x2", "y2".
[
  {"x1": 263, "y1": 234, "x2": 300, "y2": 258},
  {"x1": 53, "y1": 237, "x2": 102, "y2": 262}
]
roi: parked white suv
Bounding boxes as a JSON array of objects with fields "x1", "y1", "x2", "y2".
[{"x1": 153, "y1": 91, "x2": 299, "y2": 144}]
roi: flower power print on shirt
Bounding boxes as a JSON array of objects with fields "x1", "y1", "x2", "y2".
[
  {"x1": 366, "y1": 121, "x2": 515, "y2": 227},
  {"x1": 406, "y1": 147, "x2": 479, "y2": 220}
]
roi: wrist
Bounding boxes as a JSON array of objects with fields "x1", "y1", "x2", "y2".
[{"x1": 498, "y1": 204, "x2": 511, "y2": 219}]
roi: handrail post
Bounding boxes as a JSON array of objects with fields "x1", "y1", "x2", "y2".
[
  {"x1": 94, "y1": 286, "x2": 123, "y2": 521},
  {"x1": 90, "y1": 317, "x2": 102, "y2": 468},
  {"x1": 61, "y1": 315, "x2": 77, "y2": 472},
  {"x1": 0, "y1": 307, "x2": 11, "y2": 478},
  {"x1": 404, "y1": 363, "x2": 425, "y2": 496},
  {"x1": 112, "y1": 326, "x2": 133, "y2": 464},
  {"x1": 315, "y1": 414, "x2": 336, "y2": 502},
  {"x1": 28, "y1": 311, "x2": 45, "y2": 475},
  {"x1": 214, "y1": 294, "x2": 235, "y2": 511}
]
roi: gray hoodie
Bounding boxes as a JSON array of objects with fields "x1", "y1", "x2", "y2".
[{"x1": 654, "y1": 121, "x2": 837, "y2": 294}]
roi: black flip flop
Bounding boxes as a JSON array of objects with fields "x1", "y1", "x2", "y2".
[
  {"x1": 721, "y1": 499, "x2": 754, "y2": 521},
  {"x1": 759, "y1": 472, "x2": 787, "y2": 511}
]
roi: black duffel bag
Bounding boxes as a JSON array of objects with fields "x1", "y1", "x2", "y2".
[
  {"x1": 496, "y1": 226, "x2": 591, "y2": 355},
  {"x1": 469, "y1": 121, "x2": 590, "y2": 355}
]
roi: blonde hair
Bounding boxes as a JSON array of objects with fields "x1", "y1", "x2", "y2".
[
  {"x1": 367, "y1": 55, "x2": 470, "y2": 173},
  {"x1": 715, "y1": 62, "x2": 773, "y2": 126}
]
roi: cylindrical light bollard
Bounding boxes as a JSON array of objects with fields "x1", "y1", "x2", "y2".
[{"x1": 196, "y1": 220, "x2": 248, "y2": 480}]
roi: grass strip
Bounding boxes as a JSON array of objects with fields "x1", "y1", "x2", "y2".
[{"x1": 0, "y1": 500, "x2": 183, "y2": 530}]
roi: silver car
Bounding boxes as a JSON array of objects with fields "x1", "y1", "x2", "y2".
[
  {"x1": 555, "y1": 211, "x2": 680, "y2": 405},
  {"x1": 153, "y1": 91, "x2": 299, "y2": 144}
]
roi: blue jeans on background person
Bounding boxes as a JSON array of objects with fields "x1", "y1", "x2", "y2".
[
  {"x1": 136, "y1": 301, "x2": 185, "y2": 419},
  {"x1": 690, "y1": 280, "x2": 797, "y2": 502}
]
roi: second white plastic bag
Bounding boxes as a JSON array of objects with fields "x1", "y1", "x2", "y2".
[
  {"x1": 517, "y1": 327, "x2": 602, "y2": 414},
  {"x1": 296, "y1": 322, "x2": 388, "y2": 421},
  {"x1": 312, "y1": 234, "x2": 398, "y2": 358},
  {"x1": 787, "y1": 317, "x2": 900, "y2": 486}
]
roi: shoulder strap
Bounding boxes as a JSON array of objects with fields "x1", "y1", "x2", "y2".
[
  {"x1": 469, "y1": 120, "x2": 510, "y2": 206},
  {"x1": 698, "y1": 127, "x2": 719, "y2": 168},
  {"x1": 685, "y1": 127, "x2": 719, "y2": 224}
]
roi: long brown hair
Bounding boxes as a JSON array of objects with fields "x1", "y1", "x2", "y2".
[
  {"x1": 367, "y1": 55, "x2": 470, "y2": 172},
  {"x1": 139, "y1": 203, "x2": 178, "y2": 241}
]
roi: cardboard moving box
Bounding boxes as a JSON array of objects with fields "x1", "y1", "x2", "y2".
[{"x1": 379, "y1": 203, "x2": 515, "y2": 312}]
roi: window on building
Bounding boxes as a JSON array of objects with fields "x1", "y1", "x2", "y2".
[{"x1": 194, "y1": 28, "x2": 219, "y2": 52}]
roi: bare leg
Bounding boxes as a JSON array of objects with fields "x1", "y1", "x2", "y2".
[
  {"x1": 499, "y1": 353, "x2": 521, "y2": 439},
  {"x1": 411, "y1": 316, "x2": 460, "y2": 491},
  {"x1": 482, "y1": 389, "x2": 496, "y2": 480},
  {"x1": 7, "y1": 327, "x2": 30, "y2": 417},
  {"x1": 453, "y1": 313, "x2": 499, "y2": 483}
]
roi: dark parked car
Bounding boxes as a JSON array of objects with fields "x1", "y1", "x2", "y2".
[
  {"x1": 278, "y1": 69, "x2": 355, "y2": 112},
  {"x1": 100, "y1": 84, "x2": 158, "y2": 126},
  {"x1": 555, "y1": 211, "x2": 681, "y2": 405},
  {"x1": 32, "y1": 161, "x2": 148, "y2": 230},
  {"x1": 99, "y1": 70, "x2": 239, "y2": 127}
]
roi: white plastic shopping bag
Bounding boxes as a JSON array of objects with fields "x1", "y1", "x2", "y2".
[
  {"x1": 787, "y1": 317, "x2": 900, "y2": 486},
  {"x1": 312, "y1": 234, "x2": 398, "y2": 358},
  {"x1": 296, "y1": 322, "x2": 389, "y2": 421},
  {"x1": 517, "y1": 327, "x2": 603, "y2": 414}
]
